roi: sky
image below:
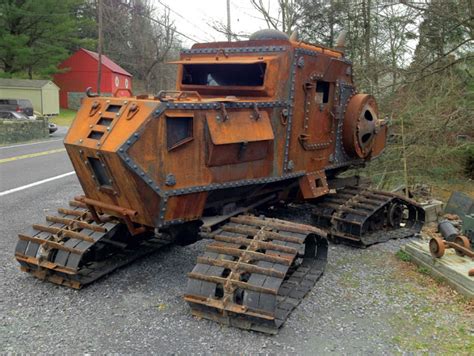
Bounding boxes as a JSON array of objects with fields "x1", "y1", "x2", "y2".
[{"x1": 153, "y1": 0, "x2": 277, "y2": 48}]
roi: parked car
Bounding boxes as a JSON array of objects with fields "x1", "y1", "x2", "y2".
[
  {"x1": 0, "y1": 99, "x2": 35, "y2": 119},
  {"x1": 0, "y1": 110, "x2": 30, "y2": 120},
  {"x1": 1, "y1": 109, "x2": 56, "y2": 133}
]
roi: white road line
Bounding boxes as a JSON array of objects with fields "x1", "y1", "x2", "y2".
[
  {"x1": 0, "y1": 138, "x2": 63, "y2": 150},
  {"x1": 0, "y1": 171, "x2": 76, "y2": 197}
]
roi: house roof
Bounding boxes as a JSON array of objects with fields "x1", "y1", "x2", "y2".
[
  {"x1": 81, "y1": 48, "x2": 132, "y2": 77},
  {"x1": 0, "y1": 78, "x2": 58, "y2": 89}
]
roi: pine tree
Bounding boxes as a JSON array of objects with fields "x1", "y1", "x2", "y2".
[{"x1": 0, "y1": 0, "x2": 92, "y2": 78}]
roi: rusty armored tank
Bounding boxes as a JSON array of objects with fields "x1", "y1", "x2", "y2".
[{"x1": 14, "y1": 30, "x2": 424, "y2": 333}]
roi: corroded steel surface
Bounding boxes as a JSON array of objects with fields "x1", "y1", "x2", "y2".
[
  {"x1": 14, "y1": 29, "x2": 423, "y2": 333},
  {"x1": 430, "y1": 235, "x2": 474, "y2": 259},
  {"x1": 185, "y1": 215, "x2": 328, "y2": 333},
  {"x1": 311, "y1": 186, "x2": 425, "y2": 246},
  {"x1": 15, "y1": 199, "x2": 167, "y2": 288},
  {"x1": 53, "y1": 33, "x2": 389, "y2": 229}
]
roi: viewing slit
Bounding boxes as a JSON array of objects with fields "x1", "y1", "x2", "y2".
[
  {"x1": 181, "y1": 63, "x2": 266, "y2": 86},
  {"x1": 88, "y1": 130, "x2": 104, "y2": 140},
  {"x1": 105, "y1": 104, "x2": 122, "y2": 113},
  {"x1": 167, "y1": 116, "x2": 193, "y2": 150},
  {"x1": 87, "y1": 157, "x2": 111, "y2": 187},
  {"x1": 316, "y1": 81, "x2": 330, "y2": 103},
  {"x1": 97, "y1": 117, "x2": 113, "y2": 127}
]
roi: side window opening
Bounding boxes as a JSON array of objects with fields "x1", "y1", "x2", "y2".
[
  {"x1": 316, "y1": 81, "x2": 330, "y2": 104},
  {"x1": 88, "y1": 130, "x2": 104, "y2": 140},
  {"x1": 88, "y1": 157, "x2": 112, "y2": 188},
  {"x1": 182, "y1": 63, "x2": 266, "y2": 87},
  {"x1": 106, "y1": 104, "x2": 122, "y2": 113},
  {"x1": 97, "y1": 117, "x2": 113, "y2": 127},
  {"x1": 166, "y1": 116, "x2": 193, "y2": 150}
]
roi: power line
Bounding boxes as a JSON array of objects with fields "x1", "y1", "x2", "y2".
[
  {"x1": 117, "y1": 2, "x2": 200, "y2": 44},
  {"x1": 230, "y1": 0, "x2": 282, "y2": 28},
  {"x1": 155, "y1": 0, "x2": 216, "y2": 42},
  {"x1": 10, "y1": 2, "x2": 202, "y2": 44}
]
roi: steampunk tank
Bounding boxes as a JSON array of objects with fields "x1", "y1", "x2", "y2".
[{"x1": 14, "y1": 29, "x2": 424, "y2": 333}]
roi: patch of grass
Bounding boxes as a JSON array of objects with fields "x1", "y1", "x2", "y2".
[
  {"x1": 50, "y1": 109, "x2": 77, "y2": 127},
  {"x1": 387, "y1": 252, "x2": 474, "y2": 354},
  {"x1": 416, "y1": 266, "x2": 431, "y2": 275},
  {"x1": 389, "y1": 297, "x2": 474, "y2": 354},
  {"x1": 396, "y1": 249, "x2": 411, "y2": 262}
]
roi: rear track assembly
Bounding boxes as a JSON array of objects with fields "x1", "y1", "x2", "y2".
[
  {"x1": 14, "y1": 199, "x2": 167, "y2": 288},
  {"x1": 185, "y1": 214, "x2": 328, "y2": 334},
  {"x1": 312, "y1": 186, "x2": 425, "y2": 246}
]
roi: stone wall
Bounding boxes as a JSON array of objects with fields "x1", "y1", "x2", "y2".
[
  {"x1": 68, "y1": 92, "x2": 112, "y2": 110},
  {"x1": 0, "y1": 119, "x2": 49, "y2": 144}
]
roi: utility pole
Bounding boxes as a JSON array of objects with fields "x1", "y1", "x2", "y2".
[
  {"x1": 400, "y1": 115, "x2": 409, "y2": 198},
  {"x1": 226, "y1": 0, "x2": 231, "y2": 42},
  {"x1": 97, "y1": 0, "x2": 103, "y2": 95}
]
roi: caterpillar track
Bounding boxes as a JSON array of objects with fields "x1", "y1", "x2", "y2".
[
  {"x1": 185, "y1": 215, "x2": 328, "y2": 334},
  {"x1": 14, "y1": 199, "x2": 167, "y2": 289},
  {"x1": 311, "y1": 186, "x2": 425, "y2": 246}
]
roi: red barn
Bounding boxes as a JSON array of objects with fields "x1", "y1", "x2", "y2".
[{"x1": 54, "y1": 48, "x2": 132, "y2": 109}]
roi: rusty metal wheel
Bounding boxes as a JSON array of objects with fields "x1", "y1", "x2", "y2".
[
  {"x1": 453, "y1": 235, "x2": 470, "y2": 257},
  {"x1": 429, "y1": 237, "x2": 445, "y2": 258},
  {"x1": 342, "y1": 94, "x2": 379, "y2": 159},
  {"x1": 388, "y1": 202, "x2": 404, "y2": 227}
]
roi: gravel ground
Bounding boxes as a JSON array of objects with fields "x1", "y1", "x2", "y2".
[{"x1": 1, "y1": 181, "x2": 472, "y2": 354}]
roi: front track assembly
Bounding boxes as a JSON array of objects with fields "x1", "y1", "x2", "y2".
[
  {"x1": 185, "y1": 215, "x2": 328, "y2": 334},
  {"x1": 14, "y1": 199, "x2": 167, "y2": 288},
  {"x1": 312, "y1": 186, "x2": 425, "y2": 246}
]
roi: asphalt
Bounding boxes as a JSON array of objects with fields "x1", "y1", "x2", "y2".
[
  {"x1": 0, "y1": 127, "x2": 73, "y2": 192},
  {"x1": 0, "y1": 128, "x2": 471, "y2": 354}
]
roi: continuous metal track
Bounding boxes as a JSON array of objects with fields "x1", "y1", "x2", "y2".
[
  {"x1": 14, "y1": 199, "x2": 167, "y2": 289},
  {"x1": 185, "y1": 214, "x2": 328, "y2": 334},
  {"x1": 312, "y1": 186, "x2": 425, "y2": 246}
]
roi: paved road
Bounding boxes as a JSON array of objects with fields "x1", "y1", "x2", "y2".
[
  {"x1": 0, "y1": 129, "x2": 471, "y2": 354},
  {"x1": 0, "y1": 127, "x2": 73, "y2": 193}
]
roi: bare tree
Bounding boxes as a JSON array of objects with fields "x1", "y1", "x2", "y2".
[
  {"x1": 250, "y1": 0, "x2": 304, "y2": 35},
  {"x1": 99, "y1": 0, "x2": 181, "y2": 92}
]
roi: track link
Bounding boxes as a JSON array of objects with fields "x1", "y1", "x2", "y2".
[
  {"x1": 15, "y1": 198, "x2": 167, "y2": 288},
  {"x1": 185, "y1": 214, "x2": 328, "y2": 334},
  {"x1": 312, "y1": 186, "x2": 425, "y2": 246}
]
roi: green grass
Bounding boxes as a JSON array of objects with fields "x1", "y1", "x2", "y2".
[
  {"x1": 50, "y1": 109, "x2": 77, "y2": 127},
  {"x1": 416, "y1": 266, "x2": 431, "y2": 275},
  {"x1": 395, "y1": 249, "x2": 411, "y2": 262}
]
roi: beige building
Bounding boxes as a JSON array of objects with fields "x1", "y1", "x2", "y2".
[{"x1": 0, "y1": 79, "x2": 60, "y2": 116}]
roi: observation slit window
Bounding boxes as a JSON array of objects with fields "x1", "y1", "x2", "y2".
[
  {"x1": 181, "y1": 63, "x2": 266, "y2": 86},
  {"x1": 105, "y1": 104, "x2": 122, "y2": 113},
  {"x1": 166, "y1": 116, "x2": 193, "y2": 150},
  {"x1": 88, "y1": 157, "x2": 112, "y2": 187},
  {"x1": 316, "y1": 81, "x2": 330, "y2": 104}
]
